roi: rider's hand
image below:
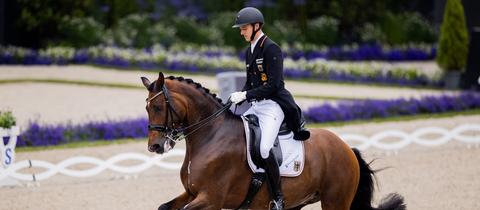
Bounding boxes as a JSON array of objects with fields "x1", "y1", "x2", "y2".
[{"x1": 230, "y1": 91, "x2": 246, "y2": 104}]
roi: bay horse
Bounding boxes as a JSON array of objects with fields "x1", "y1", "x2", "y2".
[{"x1": 141, "y1": 72, "x2": 406, "y2": 210}]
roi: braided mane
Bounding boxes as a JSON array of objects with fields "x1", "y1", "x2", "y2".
[{"x1": 165, "y1": 76, "x2": 225, "y2": 105}]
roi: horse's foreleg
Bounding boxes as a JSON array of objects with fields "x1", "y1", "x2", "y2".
[
  {"x1": 158, "y1": 191, "x2": 192, "y2": 210},
  {"x1": 181, "y1": 193, "x2": 221, "y2": 210}
]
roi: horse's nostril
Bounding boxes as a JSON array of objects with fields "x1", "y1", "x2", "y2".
[{"x1": 148, "y1": 144, "x2": 160, "y2": 152}]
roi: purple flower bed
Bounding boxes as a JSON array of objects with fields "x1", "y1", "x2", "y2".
[
  {"x1": 1, "y1": 45, "x2": 441, "y2": 87},
  {"x1": 90, "y1": 57, "x2": 441, "y2": 87},
  {"x1": 305, "y1": 92, "x2": 480, "y2": 123},
  {"x1": 285, "y1": 43, "x2": 436, "y2": 61},
  {"x1": 283, "y1": 68, "x2": 442, "y2": 87},
  {"x1": 15, "y1": 92, "x2": 480, "y2": 147},
  {"x1": 16, "y1": 118, "x2": 148, "y2": 147}
]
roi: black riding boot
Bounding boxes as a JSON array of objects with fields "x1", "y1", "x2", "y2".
[
  {"x1": 293, "y1": 114, "x2": 310, "y2": 141},
  {"x1": 263, "y1": 151, "x2": 284, "y2": 210}
]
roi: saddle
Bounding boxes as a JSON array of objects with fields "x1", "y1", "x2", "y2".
[
  {"x1": 237, "y1": 114, "x2": 305, "y2": 209},
  {"x1": 245, "y1": 114, "x2": 287, "y2": 168}
]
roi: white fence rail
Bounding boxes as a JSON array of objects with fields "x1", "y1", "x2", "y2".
[
  {"x1": 0, "y1": 150, "x2": 185, "y2": 182},
  {"x1": 341, "y1": 124, "x2": 480, "y2": 150},
  {"x1": 1, "y1": 124, "x2": 479, "y2": 183}
]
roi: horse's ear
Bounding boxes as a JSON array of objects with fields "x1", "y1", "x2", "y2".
[
  {"x1": 141, "y1": 77, "x2": 151, "y2": 90},
  {"x1": 154, "y1": 72, "x2": 165, "y2": 92}
]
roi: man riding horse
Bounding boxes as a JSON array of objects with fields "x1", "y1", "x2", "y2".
[
  {"x1": 142, "y1": 6, "x2": 405, "y2": 210},
  {"x1": 230, "y1": 7, "x2": 310, "y2": 209}
]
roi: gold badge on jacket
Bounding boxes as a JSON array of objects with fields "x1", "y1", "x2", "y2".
[
  {"x1": 256, "y1": 58, "x2": 264, "y2": 72},
  {"x1": 261, "y1": 73, "x2": 267, "y2": 81}
]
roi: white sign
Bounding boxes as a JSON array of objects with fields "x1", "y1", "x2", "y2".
[{"x1": 0, "y1": 126, "x2": 19, "y2": 168}]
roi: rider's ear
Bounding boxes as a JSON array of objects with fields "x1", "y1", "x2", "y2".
[
  {"x1": 141, "y1": 77, "x2": 151, "y2": 90},
  {"x1": 155, "y1": 72, "x2": 165, "y2": 92}
]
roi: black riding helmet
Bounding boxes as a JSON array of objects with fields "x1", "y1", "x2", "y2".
[{"x1": 232, "y1": 7, "x2": 264, "y2": 41}]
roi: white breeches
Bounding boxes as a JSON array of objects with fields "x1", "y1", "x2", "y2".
[{"x1": 243, "y1": 99, "x2": 285, "y2": 159}]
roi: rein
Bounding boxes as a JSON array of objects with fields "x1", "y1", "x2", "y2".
[{"x1": 147, "y1": 84, "x2": 232, "y2": 142}]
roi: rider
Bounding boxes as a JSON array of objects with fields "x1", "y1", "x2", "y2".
[{"x1": 230, "y1": 7, "x2": 310, "y2": 210}]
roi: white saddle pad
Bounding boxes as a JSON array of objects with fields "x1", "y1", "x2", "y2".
[{"x1": 242, "y1": 117, "x2": 305, "y2": 177}]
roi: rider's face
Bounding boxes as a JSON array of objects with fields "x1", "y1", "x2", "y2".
[{"x1": 240, "y1": 24, "x2": 253, "y2": 42}]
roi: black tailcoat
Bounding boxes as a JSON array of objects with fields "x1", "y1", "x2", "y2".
[{"x1": 242, "y1": 35, "x2": 304, "y2": 133}]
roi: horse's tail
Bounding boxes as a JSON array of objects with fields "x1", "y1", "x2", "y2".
[{"x1": 350, "y1": 148, "x2": 406, "y2": 210}]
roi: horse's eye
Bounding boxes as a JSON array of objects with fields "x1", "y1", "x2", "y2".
[{"x1": 153, "y1": 105, "x2": 162, "y2": 112}]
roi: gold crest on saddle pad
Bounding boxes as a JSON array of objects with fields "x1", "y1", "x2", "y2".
[
  {"x1": 261, "y1": 73, "x2": 267, "y2": 81},
  {"x1": 294, "y1": 161, "x2": 301, "y2": 172}
]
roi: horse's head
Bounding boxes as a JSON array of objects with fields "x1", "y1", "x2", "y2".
[{"x1": 141, "y1": 72, "x2": 187, "y2": 154}]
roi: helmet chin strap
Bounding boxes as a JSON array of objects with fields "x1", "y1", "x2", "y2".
[{"x1": 250, "y1": 23, "x2": 260, "y2": 42}]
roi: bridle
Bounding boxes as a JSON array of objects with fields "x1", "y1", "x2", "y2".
[{"x1": 146, "y1": 84, "x2": 232, "y2": 143}]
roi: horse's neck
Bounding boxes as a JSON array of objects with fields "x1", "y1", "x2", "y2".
[
  {"x1": 185, "y1": 99, "x2": 221, "y2": 125},
  {"x1": 180, "y1": 89, "x2": 244, "y2": 156},
  {"x1": 184, "y1": 112, "x2": 244, "y2": 156}
]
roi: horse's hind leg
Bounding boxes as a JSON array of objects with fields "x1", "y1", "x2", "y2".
[
  {"x1": 158, "y1": 191, "x2": 192, "y2": 210},
  {"x1": 320, "y1": 188, "x2": 356, "y2": 210},
  {"x1": 320, "y1": 182, "x2": 356, "y2": 210}
]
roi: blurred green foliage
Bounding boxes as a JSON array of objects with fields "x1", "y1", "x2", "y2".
[
  {"x1": 58, "y1": 17, "x2": 104, "y2": 48},
  {"x1": 358, "y1": 23, "x2": 386, "y2": 43},
  {"x1": 10, "y1": 0, "x2": 438, "y2": 49},
  {"x1": 305, "y1": 16, "x2": 339, "y2": 46},
  {"x1": 173, "y1": 16, "x2": 220, "y2": 45},
  {"x1": 381, "y1": 12, "x2": 437, "y2": 45},
  {"x1": 210, "y1": 12, "x2": 244, "y2": 49},
  {"x1": 264, "y1": 20, "x2": 302, "y2": 45},
  {"x1": 15, "y1": 0, "x2": 96, "y2": 46},
  {"x1": 111, "y1": 14, "x2": 152, "y2": 48}
]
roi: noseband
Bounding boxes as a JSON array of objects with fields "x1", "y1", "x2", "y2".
[{"x1": 146, "y1": 84, "x2": 232, "y2": 142}]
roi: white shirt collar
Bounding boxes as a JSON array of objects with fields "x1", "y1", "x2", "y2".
[{"x1": 250, "y1": 31, "x2": 265, "y2": 53}]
